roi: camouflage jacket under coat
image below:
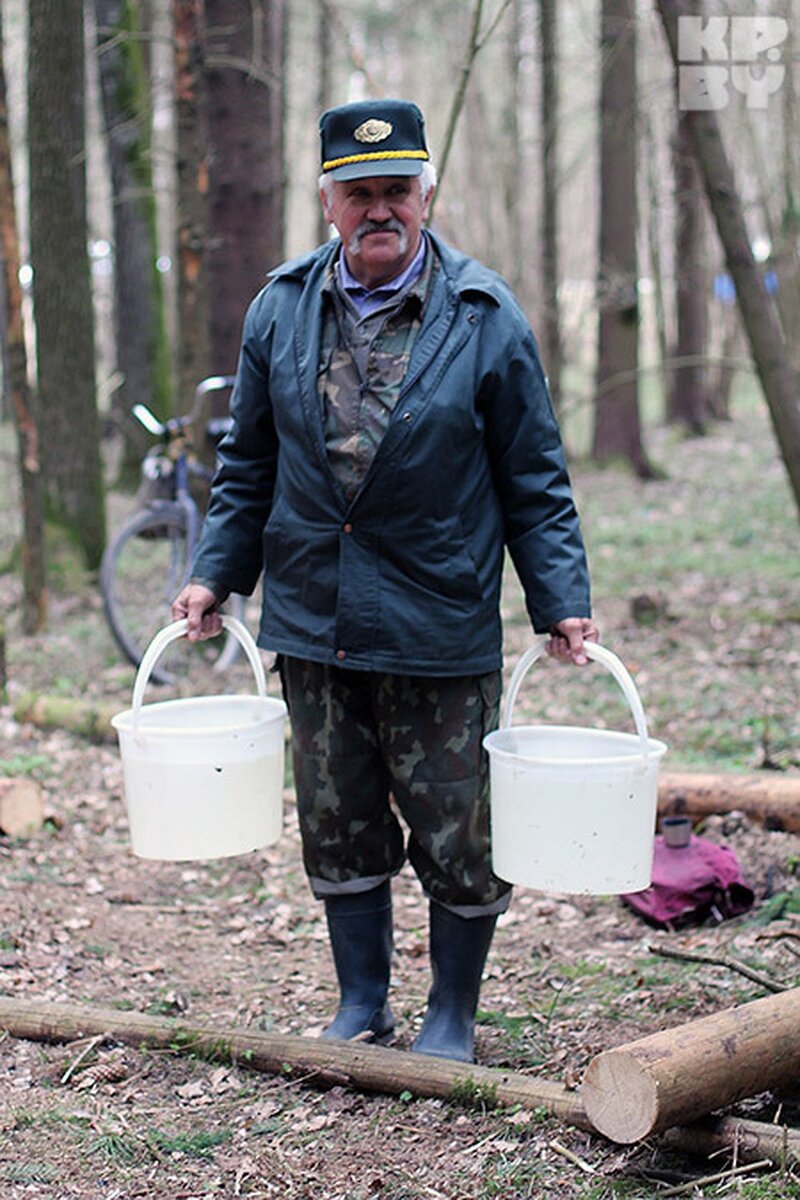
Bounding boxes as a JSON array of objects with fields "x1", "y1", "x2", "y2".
[{"x1": 191, "y1": 232, "x2": 591, "y2": 676}]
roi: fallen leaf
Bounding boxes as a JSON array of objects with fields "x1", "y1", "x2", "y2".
[{"x1": 175, "y1": 1079, "x2": 207, "y2": 1100}]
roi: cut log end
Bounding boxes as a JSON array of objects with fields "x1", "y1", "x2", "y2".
[
  {"x1": 581, "y1": 1049, "x2": 659, "y2": 1143},
  {"x1": 582, "y1": 989, "x2": 800, "y2": 1145},
  {"x1": 0, "y1": 777, "x2": 45, "y2": 837}
]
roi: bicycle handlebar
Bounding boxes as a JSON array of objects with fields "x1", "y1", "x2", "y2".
[
  {"x1": 195, "y1": 375, "x2": 235, "y2": 397},
  {"x1": 131, "y1": 376, "x2": 236, "y2": 440},
  {"x1": 132, "y1": 403, "x2": 165, "y2": 437},
  {"x1": 188, "y1": 374, "x2": 235, "y2": 425}
]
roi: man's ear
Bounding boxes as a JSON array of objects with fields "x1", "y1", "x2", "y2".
[
  {"x1": 320, "y1": 186, "x2": 333, "y2": 226},
  {"x1": 416, "y1": 175, "x2": 434, "y2": 222}
]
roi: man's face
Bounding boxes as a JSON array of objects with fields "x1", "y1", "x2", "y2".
[{"x1": 320, "y1": 174, "x2": 433, "y2": 290}]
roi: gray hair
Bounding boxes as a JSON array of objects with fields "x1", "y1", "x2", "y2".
[{"x1": 319, "y1": 159, "x2": 437, "y2": 204}]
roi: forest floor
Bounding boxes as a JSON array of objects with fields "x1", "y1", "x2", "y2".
[{"x1": 1, "y1": 394, "x2": 800, "y2": 1199}]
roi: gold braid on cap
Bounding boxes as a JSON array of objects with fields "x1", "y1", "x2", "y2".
[{"x1": 322, "y1": 149, "x2": 429, "y2": 172}]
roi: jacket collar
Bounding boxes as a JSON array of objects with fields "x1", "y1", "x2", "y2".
[{"x1": 268, "y1": 231, "x2": 505, "y2": 308}]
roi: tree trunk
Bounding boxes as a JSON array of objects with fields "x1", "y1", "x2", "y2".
[
  {"x1": 708, "y1": 305, "x2": 741, "y2": 421},
  {"x1": 28, "y1": 0, "x2": 106, "y2": 569},
  {"x1": 0, "y1": 6, "x2": 46, "y2": 631},
  {"x1": 582, "y1": 986, "x2": 800, "y2": 1143},
  {"x1": 775, "y1": 63, "x2": 800, "y2": 378},
  {"x1": 592, "y1": 0, "x2": 651, "y2": 476},
  {"x1": 315, "y1": 1, "x2": 334, "y2": 248},
  {"x1": 659, "y1": 769, "x2": 800, "y2": 833},
  {"x1": 656, "y1": 0, "x2": 800, "y2": 516},
  {"x1": 0, "y1": 996, "x2": 591, "y2": 1128},
  {"x1": 668, "y1": 109, "x2": 709, "y2": 432},
  {"x1": 538, "y1": 0, "x2": 562, "y2": 412},
  {"x1": 642, "y1": 105, "x2": 670, "y2": 416},
  {"x1": 205, "y1": 0, "x2": 286, "y2": 393},
  {"x1": 174, "y1": 0, "x2": 210, "y2": 406},
  {"x1": 94, "y1": 0, "x2": 172, "y2": 479},
  {"x1": 501, "y1": 0, "x2": 523, "y2": 301}
]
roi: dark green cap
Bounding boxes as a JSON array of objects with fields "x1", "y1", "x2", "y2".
[{"x1": 319, "y1": 99, "x2": 429, "y2": 181}]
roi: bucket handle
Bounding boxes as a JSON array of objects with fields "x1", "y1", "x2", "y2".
[
  {"x1": 131, "y1": 616, "x2": 267, "y2": 719},
  {"x1": 502, "y1": 636, "x2": 651, "y2": 762}
]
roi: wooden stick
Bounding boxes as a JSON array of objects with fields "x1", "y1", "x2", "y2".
[
  {"x1": 659, "y1": 771, "x2": 800, "y2": 833},
  {"x1": 581, "y1": 987, "x2": 800, "y2": 1143},
  {"x1": 648, "y1": 942, "x2": 787, "y2": 993},
  {"x1": 548, "y1": 1139, "x2": 596, "y2": 1174},
  {"x1": 60, "y1": 1033, "x2": 105, "y2": 1084},
  {"x1": 657, "y1": 1159, "x2": 772, "y2": 1197},
  {"x1": 664, "y1": 1116, "x2": 800, "y2": 1169},
  {"x1": 0, "y1": 997, "x2": 590, "y2": 1129}
]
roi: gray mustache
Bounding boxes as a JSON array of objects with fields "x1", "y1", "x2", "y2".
[{"x1": 348, "y1": 219, "x2": 407, "y2": 254}]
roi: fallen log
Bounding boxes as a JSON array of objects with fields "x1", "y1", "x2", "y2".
[
  {"x1": 0, "y1": 996, "x2": 590, "y2": 1128},
  {"x1": 13, "y1": 693, "x2": 118, "y2": 742},
  {"x1": 0, "y1": 777, "x2": 44, "y2": 837},
  {"x1": 7, "y1": 997, "x2": 800, "y2": 1166},
  {"x1": 581, "y1": 986, "x2": 800, "y2": 1144},
  {"x1": 664, "y1": 1116, "x2": 800, "y2": 1169},
  {"x1": 658, "y1": 770, "x2": 800, "y2": 833}
]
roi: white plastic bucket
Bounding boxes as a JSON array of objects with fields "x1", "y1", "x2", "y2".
[
  {"x1": 112, "y1": 617, "x2": 287, "y2": 861},
  {"x1": 484, "y1": 637, "x2": 667, "y2": 895}
]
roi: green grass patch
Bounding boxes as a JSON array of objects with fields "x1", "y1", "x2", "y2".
[
  {"x1": 88, "y1": 1129, "x2": 143, "y2": 1164},
  {"x1": 0, "y1": 1162, "x2": 59, "y2": 1184},
  {"x1": 476, "y1": 1009, "x2": 548, "y2": 1062},
  {"x1": 449, "y1": 1075, "x2": 499, "y2": 1112},
  {"x1": 475, "y1": 1153, "x2": 546, "y2": 1197},
  {"x1": 0, "y1": 753, "x2": 50, "y2": 778},
  {"x1": 754, "y1": 889, "x2": 800, "y2": 924},
  {"x1": 149, "y1": 1126, "x2": 232, "y2": 1159}
]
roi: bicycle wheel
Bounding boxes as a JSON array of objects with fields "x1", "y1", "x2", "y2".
[{"x1": 100, "y1": 503, "x2": 242, "y2": 685}]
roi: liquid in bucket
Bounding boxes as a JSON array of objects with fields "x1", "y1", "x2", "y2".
[
  {"x1": 122, "y1": 752, "x2": 283, "y2": 861},
  {"x1": 112, "y1": 618, "x2": 288, "y2": 862},
  {"x1": 484, "y1": 641, "x2": 667, "y2": 895}
]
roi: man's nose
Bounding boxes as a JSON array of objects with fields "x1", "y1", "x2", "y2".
[{"x1": 365, "y1": 194, "x2": 393, "y2": 221}]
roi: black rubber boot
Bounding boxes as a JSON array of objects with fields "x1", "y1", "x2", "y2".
[
  {"x1": 412, "y1": 902, "x2": 497, "y2": 1063},
  {"x1": 322, "y1": 880, "x2": 395, "y2": 1042}
]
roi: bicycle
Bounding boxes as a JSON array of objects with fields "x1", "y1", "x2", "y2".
[{"x1": 100, "y1": 375, "x2": 250, "y2": 685}]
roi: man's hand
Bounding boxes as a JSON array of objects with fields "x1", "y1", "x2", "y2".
[
  {"x1": 546, "y1": 617, "x2": 599, "y2": 666},
  {"x1": 172, "y1": 584, "x2": 223, "y2": 642}
]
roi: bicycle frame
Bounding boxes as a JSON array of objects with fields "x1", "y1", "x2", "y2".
[
  {"x1": 102, "y1": 376, "x2": 239, "y2": 681},
  {"x1": 144, "y1": 378, "x2": 234, "y2": 577}
]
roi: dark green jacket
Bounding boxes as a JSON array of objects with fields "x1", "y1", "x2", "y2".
[{"x1": 192, "y1": 233, "x2": 591, "y2": 675}]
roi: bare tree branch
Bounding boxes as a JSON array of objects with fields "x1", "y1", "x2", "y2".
[
  {"x1": 315, "y1": 0, "x2": 383, "y2": 97},
  {"x1": 430, "y1": 0, "x2": 513, "y2": 218}
]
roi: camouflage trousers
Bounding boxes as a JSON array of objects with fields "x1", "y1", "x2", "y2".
[{"x1": 278, "y1": 657, "x2": 512, "y2": 916}]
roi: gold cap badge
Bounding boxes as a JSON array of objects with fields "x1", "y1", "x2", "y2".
[{"x1": 354, "y1": 118, "x2": 393, "y2": 144}]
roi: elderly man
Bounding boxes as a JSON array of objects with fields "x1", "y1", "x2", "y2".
[{"x1": 173, "y1": 98, "x2": 597, "y2": 1063}]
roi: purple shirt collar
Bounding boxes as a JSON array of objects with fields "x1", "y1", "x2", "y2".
[{"x1": 337, "y1": 233, "x2": 427, "y2": 317}]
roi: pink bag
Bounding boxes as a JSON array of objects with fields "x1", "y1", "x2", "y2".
[{"x1": 623, "y1": 822, "x2": 754, "y2": 927}]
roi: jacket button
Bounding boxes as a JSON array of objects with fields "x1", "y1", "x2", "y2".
[
  {"x1": 343, "y1": 523, "x2": 353, "y2": 534},
  {"x1": 402, "y1": 412, "x2": 412, "y2": 422},
  {"x1": 336, "y1": 649, "x2": 346, "y2": 660}
]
